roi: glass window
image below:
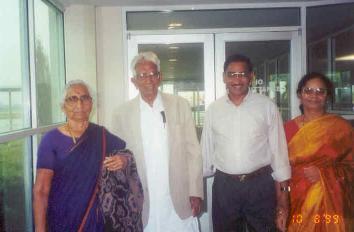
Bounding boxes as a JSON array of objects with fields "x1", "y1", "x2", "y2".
[
  {"x1": 225, "y1": 40, "x2": 291, "y2": 120},
  {"x1": 0, "y1": 138, "x2": 33, "y2": 232},
  {"x1": 308, "y1": 39, "x2": 328, "y2": 74},
  {"x1": 307, "y1": 3, "x2": 354, "y2": 114},
  {"x1": 332, "y1": 28, "x2": 354, "y2": 112},
  {"x1": 0, "y1": 0, "x2": 30, "y2": 133},
  {"x1": 138, "y1": 43, "x2": 205, "y2": 137},
  {"x1": 0, "y1": 0, "x2": 65, "y2": 231},
  {"x1": 34, "y1": 0, "x2": 66, "y2": 126},
  {"x1": 127, "y1": 8, "x2": 300, "y2": 31}
]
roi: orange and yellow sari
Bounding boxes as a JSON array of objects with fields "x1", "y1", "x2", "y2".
[{"x1": 285, "y1": 114, "x2": 353, "y2": 232}]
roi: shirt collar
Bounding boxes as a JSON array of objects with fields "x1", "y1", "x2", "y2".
[{"x1": 139, "y1": 91, "x2": 164, "y2": 111}]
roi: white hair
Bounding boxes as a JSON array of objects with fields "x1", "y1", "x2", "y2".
[
  {"x1": 130, "y1": 51, "x2": 161, "y2": 76},
  {"x1": 60, "y1": 79, "x2": 94, "y2": 107}
]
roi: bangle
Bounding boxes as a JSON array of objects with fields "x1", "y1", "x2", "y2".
[{"x1": 280, "y1": 186, "x2": 291, "y2": 192}]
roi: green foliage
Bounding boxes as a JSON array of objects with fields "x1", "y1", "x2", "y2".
[{"x1": 0, "y1": 139, "x2": 27, "y2": 231}]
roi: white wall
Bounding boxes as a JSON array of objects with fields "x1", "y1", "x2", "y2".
[
  {"x1": 64, "y1": 5, "x2": 98, "y2": 122},
  {"x1": 64, "y1": 5, "x2": 127, "y2": 127},
  {"x1": 96, "y1": 6, "x2": 126, "y2": 130}
]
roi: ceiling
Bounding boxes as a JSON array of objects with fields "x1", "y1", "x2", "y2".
[
  {"x1": 56, "y1": 0, "x2": 320, "y2": 7},
  {"x1": 55, "y1": 0, "x2": 354, "y2": 83}
]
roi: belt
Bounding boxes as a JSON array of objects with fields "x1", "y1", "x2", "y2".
[{"x1": 217, "y1": 165, "x2": 272, "y2": 182}]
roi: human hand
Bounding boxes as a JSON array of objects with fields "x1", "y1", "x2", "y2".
[
  {"x1": 304, "y1": 166, "x2": 320, "y2": 183},
  {"x1": 103, "y1": 155, "x2": 127, "y2": 171},
  {"x1": 189, "y1": 196, "x2": 202, "y2": 217},
  {"x1": 275, "y1": 207, "x2": 288, "y2": 232}
]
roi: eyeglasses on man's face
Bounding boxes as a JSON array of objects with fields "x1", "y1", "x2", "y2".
[
  {"x1": 135, "y1": 72, "x2": 160, "y2": 80},
  {"x1": 65, "y1": 95, "x2": 92, "y2": 105},
  {"x1": 225, "y1": 71, "x2": 250, "y2": 79},
  {"x1": 302, "y1": 87, "x2": 328, "y2": 96}
]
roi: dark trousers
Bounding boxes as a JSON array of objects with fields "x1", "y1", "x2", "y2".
[{"x1": 212, "y1": 170, "x2": 276, "y2": 232}]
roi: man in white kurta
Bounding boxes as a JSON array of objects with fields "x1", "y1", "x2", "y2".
[
  {"x1": 112, "y1": 52, "x2": 203, "y2": 231},
  {"x1": 140, "y1": 94, "x2": 199, "y2": 232}
]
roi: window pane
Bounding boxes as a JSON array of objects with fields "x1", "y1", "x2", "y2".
[
  {"x1": 127, "y1": 8, "x2": 300, "y2": 31},
  {"x1": 138, "y1": 43, "x2": 205, "y2": 138},
  {"x1": 308, "y1": 40, "x2": 328, "y2": 73},
  {"x1": 225, "y1": 41, "x2": 291, "y2": 121},
  {"x1": 333, "y1": 28, "x2": 354, "y2": 112},
  {"x1": 307, "y1": 3, "x2": 354, "y2": 114},
  {"x1": 34, "y1": 0, "x2": 65, "y2": 126},
  {"x1": 0, "y1": 138, "x2": 32, "y2": 231},
  {"x1": 0, "y1": 0, "x2": 30, "y2": 133}
]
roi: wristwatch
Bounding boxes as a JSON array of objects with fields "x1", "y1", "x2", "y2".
[{"x1": 280, "y1": 186, "x2": 291, "y2": 192}]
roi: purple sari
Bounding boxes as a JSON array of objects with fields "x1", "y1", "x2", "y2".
[{"x1": 37, "y1": 123, "x2": 141, "y2": 231}]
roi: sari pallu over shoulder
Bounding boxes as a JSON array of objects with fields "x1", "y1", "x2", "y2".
[
  {"x1": 287, "y1": 115, "x2": 354, "y2": 232},
  {"x1": 47, "y1": 124, "x2": 105, "y2": 232}
]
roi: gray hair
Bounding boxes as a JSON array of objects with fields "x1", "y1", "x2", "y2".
[
  {"x1": 60, "y1": 79, "x2": 94, "y2": 107},
  {"x1": 130, "y1": 51, "x2": 160, "y2": 76}
]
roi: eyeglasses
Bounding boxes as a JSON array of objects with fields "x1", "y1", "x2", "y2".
[
  {"x1": 135, "y1": 72, "x2": 160, "y2": 79},
  {"x1": 65, "y1": 95, "x2": 92, "y2": 105},
  {"x1": 225, "y1": 71, "x2": 250, "y2": 79},
  {"x1": 302, "y1": 87, "x2": 328, "y2": 96}
]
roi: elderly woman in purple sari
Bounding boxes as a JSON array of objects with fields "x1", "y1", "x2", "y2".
[{"x1": 33, "y1": 80, "x2": 143, "y2": 232}]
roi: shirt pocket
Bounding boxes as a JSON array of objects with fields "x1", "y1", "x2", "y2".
[
  {"x1": 246, "y1": 116, "x2": 267, "y2": 139},
  {"x1": 212, "y1": 114, "x2": 235, "y2": 139}
]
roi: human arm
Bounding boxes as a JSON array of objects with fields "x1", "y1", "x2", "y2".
[
  {"x1": 275, "y1": 180, "x2": 290, "y2": 232},
  {"x1": 180, "y1": 99, "x2": 204, "y2": 213},
  {"x1": 268, "y1": 104, "x2": 291, "y2": 182},
  {"x1": 268, "y1": 105, "x2": 291, "y2": 231},
  {"x1": 33, "y1": 169, "x2": 54, "y2": 232},
  {"x1": 201, "y1": 108, "x2": 215, "y2": 177},
  {"x1": 103, "y1": 155, "x2": 128, "y2": 171}
]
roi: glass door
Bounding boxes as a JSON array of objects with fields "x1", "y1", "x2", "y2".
[
  {"x1": 127, "y1": 32, "x2": 302, "y2": 231},
  {"x1": 215, "y1": 31, "x2": 302, "y2": 121},
  {"x1": 128, "y1": 34, "x2": 214, "y2": 138}
]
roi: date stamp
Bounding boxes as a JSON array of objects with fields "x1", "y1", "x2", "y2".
[{"x1": 291, "y1": 214, "x2": 340, "y2": 224}]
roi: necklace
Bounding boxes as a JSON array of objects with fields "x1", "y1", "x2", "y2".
[
  {"x1": 66, "y1": 123, "x2": 77, "y2": 144},
  {"x1": 300, "y1": 113, "x2": 327, "y2": 127},
  {"x1": 300, "y1": 115, "x2": 306, "y2": 127}
]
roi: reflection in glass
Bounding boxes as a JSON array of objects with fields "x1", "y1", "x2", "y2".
[
  {"x1": 127, "y1": 8, "x2": 300, "y2": 31},
  {"x1": 0, "y1": 138, "x2": 32, "y2": 231},
  {"x1": 307, "y1": 3, "x2": 354, "y2": 114},
  {"x1": 138, "y1": 43, "x2": 205, "y2": 136},
  {"x1": 333, "y1": 28, "x2": 354, "y2": 112},
  {"x1": 34, "y1": 0, "x2": 65, "y2": 126},
  {"x1": 225, "y1": 41, "x2": 291, "y2": 121},
  {"x1": 308, "y1": 40, "x2": 328, "y2": 73},
  {"x1": 0, "y1": 0, "x2": 30, "y2": 133}
]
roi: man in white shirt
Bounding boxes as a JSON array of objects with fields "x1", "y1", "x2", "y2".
[
  {"x1": 202, "y1": 54, "x2": 291, "y2": 232},
  {"x1": 112, "y1": 51, "x2": 203, "y2": 232}
]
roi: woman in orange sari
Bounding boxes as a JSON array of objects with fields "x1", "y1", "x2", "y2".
[{"x1": 285, "y1": 72, "x2": 353, "y2": 232}]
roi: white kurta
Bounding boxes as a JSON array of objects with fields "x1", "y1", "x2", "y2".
[{"x1": 140, "y1": 94, "x2": 199, "y2": 232}]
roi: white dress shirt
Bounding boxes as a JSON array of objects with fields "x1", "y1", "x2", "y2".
[
  {"x1": 201, "y1": 91, "x2": 291, "y2": 182},
  {"x1": 140, "y1": 93, "x2": 199, "y2": 232}
]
